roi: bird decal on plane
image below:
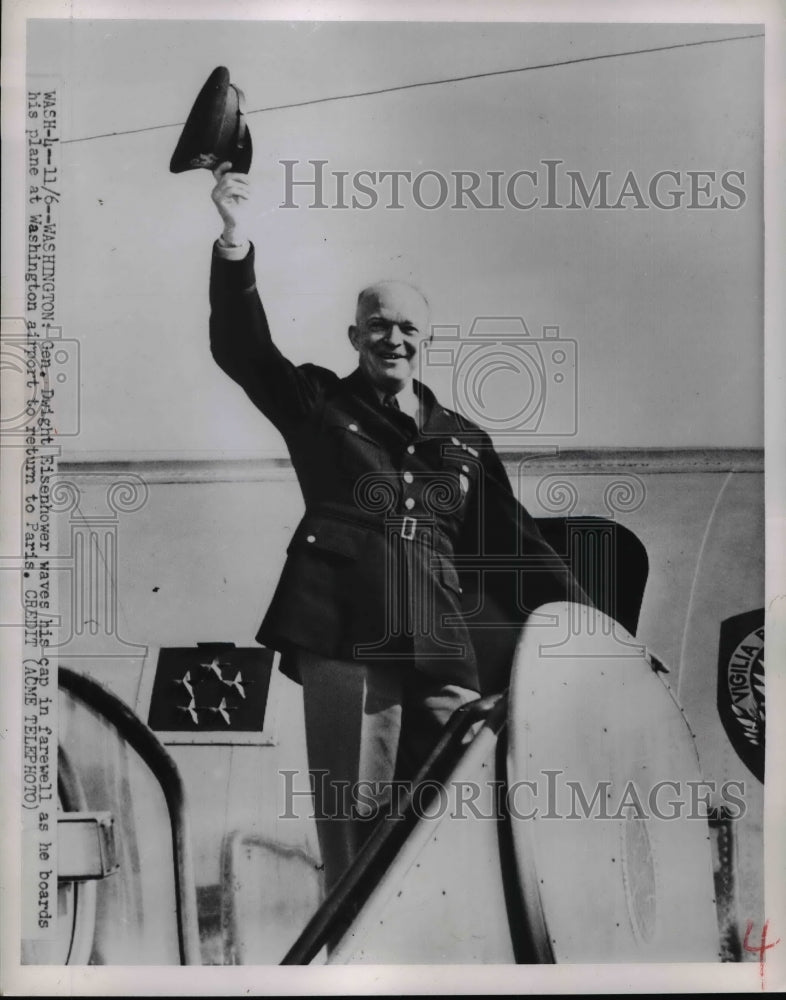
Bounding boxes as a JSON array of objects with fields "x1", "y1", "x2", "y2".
[
  {"x1": 207, "y1": 697, "x2": 234, "y2": 726},
  {"x1": 177, "y1": 697, "x2": 200, "y2": 725},
  {"x1": 222, "y1": 670, "x2": 246, "y2": 699},
  {"x1": 200, "y1": 657, "x2": 225, "y2": 681},
  {"x1": 174, "y1": 670, "x2": 195, "y2": 698}
]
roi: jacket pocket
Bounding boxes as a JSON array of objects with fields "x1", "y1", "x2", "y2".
[
  {"x1": 287, "y1": 515, "x2": 368, "y2": 560},
  {"x1": 322, "y1": 414, "x2": 387, "y2": 477}
]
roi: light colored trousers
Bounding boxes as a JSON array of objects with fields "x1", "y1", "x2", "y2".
[{"x1": 294, "y1": 647, "x2": 479, "y2": 894}]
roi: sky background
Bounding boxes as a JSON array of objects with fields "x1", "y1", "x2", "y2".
[{"x1": 26, "y1": 19, "x2": 764, "y2": 457}]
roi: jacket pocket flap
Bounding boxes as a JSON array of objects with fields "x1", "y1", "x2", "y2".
[
  {"x1": 288, "y1": 516, "x2": 368, "y2": 559},
  {"x1": 323, "y1": 413, "x2": 383, "y2": 448}
]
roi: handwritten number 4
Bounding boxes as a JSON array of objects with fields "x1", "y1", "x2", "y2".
[{"x1": 743, "y1": 919, "x2": 780, "y2": 990}]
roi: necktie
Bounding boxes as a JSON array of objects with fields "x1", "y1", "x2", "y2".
[{"x1": 383, "y1": 393, "x2": 400, "y2": 411}]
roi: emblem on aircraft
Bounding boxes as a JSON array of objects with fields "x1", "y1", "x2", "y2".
[
  {"x1": 147, "y1": 645, "x2": 275, "y2": 734},
  {"x1": 717, "y1": 608, "x2": 765, "y2": 782}
]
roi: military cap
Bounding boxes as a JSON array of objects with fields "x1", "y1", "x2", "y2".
[{"x1": 170, "y1": 66, "x2": 252, "y2": 174}]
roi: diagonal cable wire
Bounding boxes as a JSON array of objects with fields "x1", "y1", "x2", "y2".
[{"x1": 62, "y1": 31, "x2": 764, "y2": 146}]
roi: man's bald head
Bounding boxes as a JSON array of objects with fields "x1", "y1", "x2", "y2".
[
  {"x1": 355, "y1": 281, "x2": 430, "y2": 327},
  {"x1": 349, "y1": 280, "x2": 432, "y2": 394}
]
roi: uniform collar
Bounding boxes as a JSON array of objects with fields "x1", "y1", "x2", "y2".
[
  {"x1": 341, "y1": 368, "x2": 461, "y2": 439},
  {"x1": 418, "y1": 386, "x2": 462, "y2": 437}
]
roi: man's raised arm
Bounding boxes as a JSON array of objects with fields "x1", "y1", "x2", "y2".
[{"x1": 208, "y1": 162, "x2": 335, "y2": 429}]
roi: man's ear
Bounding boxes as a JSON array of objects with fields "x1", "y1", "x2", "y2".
[{"x1": 348, "y1": 325, "x2": 359, "y2": 351}]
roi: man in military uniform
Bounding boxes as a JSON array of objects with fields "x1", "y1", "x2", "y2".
[{"x1": 208, "y1": 163, "x2": 586, "y2": 891}]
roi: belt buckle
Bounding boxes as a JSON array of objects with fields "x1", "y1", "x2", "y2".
[{"x1": 401, "y1": 515, "x2": 417, "y2": 541}]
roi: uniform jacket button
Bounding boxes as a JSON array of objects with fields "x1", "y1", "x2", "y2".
[
  {"x1": 403, "y1": 471, "x2": 414, "y2": 484},
  {"x1": 306, "y1": 535, "x2": 316, "y2": 543},
  {"x1": 406, "y1": 445, "x2": 415, "y2": 454},
  {"x1": 404, "y1": 498, "x2": 415, "y2": 510},
  {"x1": 349, "y1": 423, "x2": 359, "y2": 432}
]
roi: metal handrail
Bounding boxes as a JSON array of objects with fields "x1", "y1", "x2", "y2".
[
  {"x1": 281, "y1": 691, "x2": 508, "y2": 965},
  {"x1": 57, "y1": 744, "x2": 99, "y2": 964},
  {"x1": 58, "y1": 667, "x2": 201, "y2": 965}
]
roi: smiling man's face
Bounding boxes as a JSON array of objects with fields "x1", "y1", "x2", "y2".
[{"x1": 349, "y1": 282, "x2": 431, "y2": 395}]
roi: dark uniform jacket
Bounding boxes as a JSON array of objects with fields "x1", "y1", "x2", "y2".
[{"x1": 209, "y1": 245, "x2": 588, "y2": 693}]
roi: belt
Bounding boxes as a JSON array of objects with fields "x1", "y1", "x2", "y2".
[{"x1": 309, "y1": 503, "x2": 454, "y2": 551}]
